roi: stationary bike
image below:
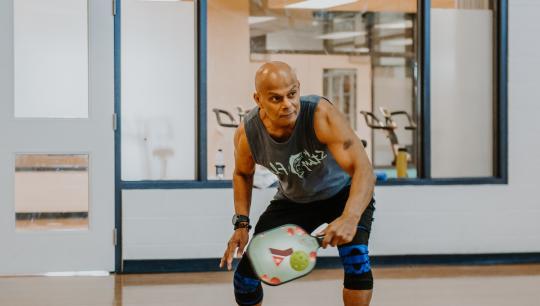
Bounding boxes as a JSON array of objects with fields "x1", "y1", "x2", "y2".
[
  {"x1": 212, "y1": 106, "x2": 249, "y2": 128},
  {"x1": 360, "y1": 107, "x2": 416, "y2": 165}
]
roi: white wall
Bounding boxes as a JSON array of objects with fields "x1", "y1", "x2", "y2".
[{"x1": 123, "y1": 0, "x2": 540, "y2": 260}]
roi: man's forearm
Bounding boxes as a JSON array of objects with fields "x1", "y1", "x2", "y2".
[
  {"x1": 232, "y1": 171, "x2": 254, "y2": 216},
  {"x1": 343, "y1": 167, "x2": 375, "y2": 221}
]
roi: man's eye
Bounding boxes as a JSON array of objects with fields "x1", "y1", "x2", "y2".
[{"x1": 288, "y1": 92, "x2": 296, "y2": 98}]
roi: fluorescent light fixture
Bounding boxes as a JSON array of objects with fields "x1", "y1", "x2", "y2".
[
  {"x1": 334, "y1": 46, "x2": 370, "y2": 53},
  {"x1": 316, "y1": 31, "x2": 366, "y2": 40},
  {"x1": 381, "y1": 38, "x2": 413, "y2": 46},
  {"x1": 354, "y1": 47, "x2": 370, "y2": 52},
  {"x1": 374, "y1": 20, "x2": 413, "y2": 30},
  {"x1": 248, "y1": 16, "x2": 277, "y2": 25},
  {"x1": 286, "y1": 0, "x2": 357, "y2": 10}
]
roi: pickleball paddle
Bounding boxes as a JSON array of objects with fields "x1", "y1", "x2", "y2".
[{"x1": 246, "y1": 224, "x2": 324, "y2": 286}]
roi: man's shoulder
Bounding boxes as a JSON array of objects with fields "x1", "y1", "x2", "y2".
[{"x1": 300, "y1": 94, "x2": 324, "y2": 104}]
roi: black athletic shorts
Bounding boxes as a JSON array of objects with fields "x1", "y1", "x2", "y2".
[
  {"x1": 235, "y1": 185, "x2": 376, "y2": 289},
  {"x1": 253, "y1": 185, "x2": 375, "y2": 237}
]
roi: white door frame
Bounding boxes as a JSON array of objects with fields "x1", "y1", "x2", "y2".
[{"x1": 0, "y1": 0, "x2": 115, "y2": 275}]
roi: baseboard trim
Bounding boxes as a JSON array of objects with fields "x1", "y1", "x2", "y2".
[{"x1": 121, "y1": 252, "x2": 540, "y2": 274}]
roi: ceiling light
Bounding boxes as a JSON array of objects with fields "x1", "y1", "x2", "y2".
[
  {"x1": 354, "y1": 47, "x2": 370, "y2": 52},
  {"x1": 381, "y1": 38, "x2": 413, "y2": 46},
  {"x1": 285, "y1": 0, "x2": 357, "y2": 10},
  {"x1": 248, "y1": 16, "x2": 277, "y2": 25},
  {"x1": 374, "y1": 20, "x2": 414, "y2": 30},
  {"x1": 334, "y1": 46, "x2": 370, "y2": 53},
  {"x1": 316, "y1": 31, "x2": 366, "y2": 40}
]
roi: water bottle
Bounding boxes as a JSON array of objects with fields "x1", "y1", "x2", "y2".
[
  {"x1": 215, "y1": 148, "x2": 225, "y2": 179},
  {"x1": 396, "y1": 147, "x2": 408, "y2": 178}
]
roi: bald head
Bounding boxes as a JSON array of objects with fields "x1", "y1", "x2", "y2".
[{"x1": 255, "y1": 61, "x2": 299, "y2": 93}]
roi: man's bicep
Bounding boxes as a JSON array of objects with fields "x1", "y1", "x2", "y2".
[
  {"x1": 315, "y1": 101, "x2": 370, "y2": 173},
  {"x1": 234, "y1": 126, "x2": 255, "y2": 176}
]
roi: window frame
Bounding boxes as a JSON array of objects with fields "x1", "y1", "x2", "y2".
[{"x1": 116, "y1": 0, "x2": 508, "y2": 191}]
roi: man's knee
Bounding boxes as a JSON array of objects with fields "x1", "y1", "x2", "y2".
[
  {"x1": 233, "y1": 270, "x2": 263, "y2": 306},
  {"x1": 339, "y1": 244, "x2": 373, "y2": 290}
]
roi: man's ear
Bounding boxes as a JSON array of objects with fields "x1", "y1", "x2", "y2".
[{"x1": 253, "y1": 92, "x2": 262, "y2": 109}]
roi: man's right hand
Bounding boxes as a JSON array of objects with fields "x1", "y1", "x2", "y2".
[{"x1": 219, "y1": 228, "x2": 250, "y2": 271}]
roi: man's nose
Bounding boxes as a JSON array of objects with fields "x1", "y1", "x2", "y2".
[{"x1": 282, "y1": 97, "x2": 293, "y2": 108}]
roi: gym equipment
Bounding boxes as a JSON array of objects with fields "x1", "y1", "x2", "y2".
[
  {"x1": 212, "y1": 107, "x2": 249, "y2": 128},
  {"x1": 213, "y1": 106, "x2": 368, "y2": 148},
  {"x1": 247, "y1": 224, "x2": 324, "y2": 286},
  {"x1": 360, "y1": 107, "x2": 416, "y2": 165}
]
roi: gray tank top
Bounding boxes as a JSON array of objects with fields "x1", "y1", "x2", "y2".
[{"x1": 244, "y1": 95, "x2": 351, "y2": 203}]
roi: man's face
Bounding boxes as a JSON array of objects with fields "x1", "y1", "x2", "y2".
[{"x1": 255, "y1": 81, "x2": 300, "y2": 128}]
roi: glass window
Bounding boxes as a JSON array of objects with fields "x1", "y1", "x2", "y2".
[
  {"x1": 207, "y1": 0, "x2": 420, "y2": 181},
  {"x1": 369, "y1": 13, "x2": 418, "y2": 179},
  {"x1": 14, "y1": 0, "x2": 89, "y2": 118},
  {"x1": 15, "y1": 154, "x2": 89, "y2": 231},
  {"x1": 430, "y1": 0, "x2": 495, "y2": 178},
  {"x1": 121, "y1": 0, "x2": 196, "y2": 180}
]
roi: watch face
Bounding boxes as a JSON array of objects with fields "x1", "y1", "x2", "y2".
[{"x1": 232, "y1": 214, "x2": 248, "y2": 225}]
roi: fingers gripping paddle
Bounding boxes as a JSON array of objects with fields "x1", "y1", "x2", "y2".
[{"x1": 246, "y1": 224, "x2": 324, "y2": 286}]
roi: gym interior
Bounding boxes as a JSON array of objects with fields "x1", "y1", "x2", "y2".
[{"x1": 1, "y1": 0, "x2": 539, "y2": 305}]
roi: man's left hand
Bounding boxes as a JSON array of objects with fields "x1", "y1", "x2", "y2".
[{"x1": 319, "y1": 214, "x2": 359, "y2": 248}]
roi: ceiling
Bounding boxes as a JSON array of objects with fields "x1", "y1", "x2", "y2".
[{"x1": 266, "y1": 0, "x2": 457, "y2": 13}]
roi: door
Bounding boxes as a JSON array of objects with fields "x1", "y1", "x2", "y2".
[{"x1": 0, "y1": 0, "x2": 115, "y2": 274}]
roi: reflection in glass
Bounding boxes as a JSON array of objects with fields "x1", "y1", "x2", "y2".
[
  {"x1": 15, "y1": 154, "x2": 89, "y2": 231},
  {"x1": 324, "y1": 69, "x2": 357, "y2": 128},
  {"x1": 207, "y1": 0, "x2": 420, "y2": 180}
]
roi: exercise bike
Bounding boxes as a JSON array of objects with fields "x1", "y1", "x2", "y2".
[
  {"x1": 360, "y1": 107, "x2": 416, "y2": 166},
  {"x1": 212, "y1": 106, "x2": 249, "y2": 128}
]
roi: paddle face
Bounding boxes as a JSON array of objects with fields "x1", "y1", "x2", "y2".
[{"x1": 246, "y1": 224, "x2": 320, "y2": 286}]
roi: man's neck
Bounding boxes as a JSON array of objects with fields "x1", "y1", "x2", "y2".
[{"x1": 259, "y1": 110, "x2": 296, "y2": 142}]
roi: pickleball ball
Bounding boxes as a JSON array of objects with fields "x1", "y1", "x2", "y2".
[{"x1": 290, "y1": 250, "x2": 309, "y2": 271}]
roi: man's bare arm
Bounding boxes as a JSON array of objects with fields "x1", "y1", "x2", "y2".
[
  {"x1": 314, "y1": 99, "x2": 375, "y2": 247},
  {"x1": 232, "y1": 123, "x2": 256, "y2": 217},
  {"x1": 219, "y1": 123, "x2": 256, "y2": 270}
]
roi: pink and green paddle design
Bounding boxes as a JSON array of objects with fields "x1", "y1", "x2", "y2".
[{"x1": 246, "y1": 224, "x2": 324, "y2": 286}]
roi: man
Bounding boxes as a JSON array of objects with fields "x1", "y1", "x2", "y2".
[{"x1": 219, "y1": 61, "x2": 376, "y2": 306}]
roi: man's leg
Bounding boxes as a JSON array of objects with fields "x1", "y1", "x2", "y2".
[
  {"x1": 234, "y1": 256, "x2": 263, "y2": 306},
  {"x1": 343, "y1": 288, "x2": 372, "y2": 306},
  {"x1": 337, "y1": 198, "x2": 376, "y2": 306},
  {"x1": 338, "y1": 242, "x2": 373, "y2": 306}
]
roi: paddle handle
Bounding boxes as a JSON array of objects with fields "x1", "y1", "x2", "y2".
[{"x1": 315, "y1": 235, "x2": 325, "y2": 247}]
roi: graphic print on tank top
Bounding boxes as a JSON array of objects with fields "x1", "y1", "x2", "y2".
[
  {"x1": 267, "y1": 149, "x2": 328, "y2": 179},
  {"x1": 244, "y1": 95, "x2": 351, "y2": 203}
]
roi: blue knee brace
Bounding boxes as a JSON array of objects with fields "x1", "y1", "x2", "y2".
[
  {"x1": 338, "y1": 244, "x2": 373, "y2": 290},
  {"x1": 233, "y1": 271, "x2": 263, "y2": 306}
]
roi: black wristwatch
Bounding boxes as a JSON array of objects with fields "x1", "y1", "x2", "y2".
[{"x1": 232, "y1": 214, "x2": 251, "y2": 230}]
